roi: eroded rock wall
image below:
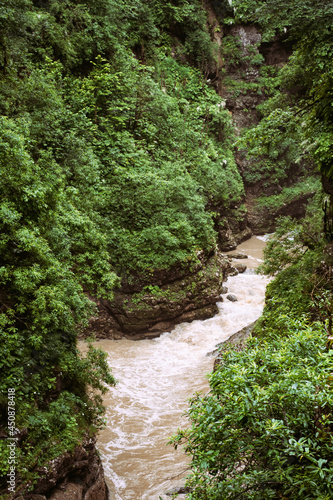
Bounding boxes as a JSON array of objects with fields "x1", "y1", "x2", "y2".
[
  {"x1": 83, "y1": 252, "x2": 230, "y2": 340},
  {"x1": 14, "y1": 438, "x2": 108, "y2": 500}
]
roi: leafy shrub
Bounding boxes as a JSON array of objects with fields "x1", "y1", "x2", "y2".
[{"x1": 172, "y1": 321, "x2": 333, "y2": 499}]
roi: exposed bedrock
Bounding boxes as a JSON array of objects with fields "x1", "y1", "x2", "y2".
[
  {"x1": 219, "y1": 24, "x2": 314, "y2": 235},
  {"x1": 83, "y1": 252, "x2": 231, "y2": 340},
  {"x1": 15, "y1": 438, "x2": 108, "y2": 500},
  {"x1": 215, "y1": 208, "x2": 253, "y2": 251},
  {"x1": 245, "y1": 191, "x2": 316, "y2": 234}
]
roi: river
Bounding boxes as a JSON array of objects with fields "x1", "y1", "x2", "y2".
[{"x1": 94, "y1": 236, "x2": 270, "y2": 499}]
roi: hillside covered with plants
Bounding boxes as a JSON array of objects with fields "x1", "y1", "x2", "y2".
[
  {"x1": 0, "y1": 0, "x2": 246, "y2": 496},
  {"x1": 172, "y1": 0, "x2": 333, "y2": 498},
  {"x1": 1, "y1": 0, "x2": 332, "y2": 497}
]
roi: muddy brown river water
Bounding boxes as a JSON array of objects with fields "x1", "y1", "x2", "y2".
[{"x1": 92, "y1": 236, "x2": 270, "y2": 499}]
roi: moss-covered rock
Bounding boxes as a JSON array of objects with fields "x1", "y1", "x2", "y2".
[
  {"x1": 83, "y1": 252, "x2": 230, "y2": 339},
  {"x1": 13, "y1": 438, "x2": 107, "y2": 500}
]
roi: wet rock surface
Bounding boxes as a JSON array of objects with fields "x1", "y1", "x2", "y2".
[
  {"x1": 216, "y1": 213, "x2": 252, "y2": 252},
  {"x1": 228, "y1": 252, "x2": 248, "y2": 259},
  {"x1": 233, "y1": 262, "x2": 247, "y2": 274},
  {"x1": 16, "y1": 438, "x2": 108, "y2": 500},
  {"x1": 226, "y1": 294, "x2": 238, "y2": 302},
  {"x1": 226, "y1": 266, "x2": 239, "y2": 277},
  {"x1": 82, "y1": 252, "x2": 231, "y2": 340}
]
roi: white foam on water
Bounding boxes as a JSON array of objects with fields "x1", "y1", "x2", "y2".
[{"x1": 92, "y1": 237, "x2": 269, "y2": 499}]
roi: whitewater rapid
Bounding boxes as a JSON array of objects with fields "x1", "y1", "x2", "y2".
[{"x1": 94, "y1": 236, "x2": 269, "y2": 499}]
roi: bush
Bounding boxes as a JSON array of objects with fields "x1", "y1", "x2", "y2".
[{"x1": 172, "y1": 321, "x2": 333, "y2": 499}]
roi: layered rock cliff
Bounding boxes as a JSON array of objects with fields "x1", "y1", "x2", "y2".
[
  {"x1": 83, "y1": 252, "x2": 231, "y2": 340},
  {"x1": 14, "y1": 438, "x2": 108, "y2": 500}
]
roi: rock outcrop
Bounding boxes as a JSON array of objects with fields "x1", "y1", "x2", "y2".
[
  {"x1": 215, "y1": 210, "x2": 253, "y2": 251},
  {"x1": 15, "y1": 438, "x2": 108, "y2": 500},
  {"x1": 210, "y1": 13, "x2": 315, "y2": 236},
  {"x1": 83, "y1": 252, "x2": 231, "y2": 340},
  {"x1": 246, "y1": 191, "x2": 316, "y2": 234},
  {"x1": 213, "y1": 321, "x2": 257, "y2": 370}
]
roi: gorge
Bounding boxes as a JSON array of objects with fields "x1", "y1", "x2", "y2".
[
  {"x1": 1, "y1": 0, "x2": 332, "y2": 499},
  {"x1": 96, "y1": 236, "x2": 269, "y2": 499}
]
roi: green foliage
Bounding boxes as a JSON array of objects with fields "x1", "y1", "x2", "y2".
[
  {"x1": 0, "y1": 0, "x2": 245, "y2": 275},
  {"x1": 254, "y1": 205, "x2": 331, "y2": 340},
  {"x1": 63, "y1": 53, "x2": 243, "y2": 271},
  {"x1": 229, "y1": 0, "x2": 333, "y2": 43},
  {"x1": 0, "y1": 114, "x2": 117, "y2": 491},
  {"x1": 1, "y1": 0, "x2": 332, "y2": 496},
  {"x1": 237, "y1": 106, "x2": 313, "y2": 190},
  {"x1": 229, "y1": 0, "x2": 333, "y2": 236},
  {"x1": 0, "y1": 0, "x2": 247, "y2": 493},
  {"x1": 254, "y1": 177, "x2": 321, "y2": 214},
  {"x1": 258, "y1": 194, "x2": 325, "y2": 277},
  {"x1": 172, "y1": 321, "x2": 333, "y2": 499}
]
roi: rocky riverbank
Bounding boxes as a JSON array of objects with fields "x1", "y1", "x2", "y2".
[
  {"x1": 82, "y1": 251, "x2": 232, "y2": 340},
  {"x1": 213, "y1": 321, "x2": 257, "y2": 370},
  {"x1": 14, "y1": 438, "x2": 108, "y2": 500}
]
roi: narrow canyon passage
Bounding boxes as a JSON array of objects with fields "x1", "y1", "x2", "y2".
[{"x1": 95, "y1": 236, "x2": 270, "y2": 499}]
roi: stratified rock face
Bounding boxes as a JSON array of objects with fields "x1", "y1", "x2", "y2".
[
  {"x1": 216, "y1": 212, "x2": 252, "y2": 251},
  {"x1": 84, "y1": 252, "x2": 230, "y2": 339},
  {"x1": 17, "y1": 438, "x2": 108, "y2": 500}
]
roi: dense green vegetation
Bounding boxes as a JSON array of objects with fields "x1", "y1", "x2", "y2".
[
  {"x1": 228, "y1": 0, "x2": 333, "y2": 218},
  {"x1": 1, "y1": 0, "x2": 331, "y2": 496},
  {"x1": 173, "y1": 322, "x2": 333, "y2": 499},
  {"x1": 172, "y1": 1, "x2": 333, "y2": 498},
  {"x1": 0, "y1": 0, "x2": 246, "y2": 495}
]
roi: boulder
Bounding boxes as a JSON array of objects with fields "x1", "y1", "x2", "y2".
[
  {"x1": 226, "y1": 267, "x2": 238, "y2": 277},
  {"x1": 228, "y1": 252, "x2": 248, "y2": 259},
  {"x1": 233, "y1": 262, "x2": 247, "y2": 273},
  {"x1": 226, "y1": 294, "x2": 238, "y2": 302}
]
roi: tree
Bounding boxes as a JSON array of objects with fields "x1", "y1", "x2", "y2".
[{"x1": 232, "y1": 0, "x2": 333, "y2": 237}]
